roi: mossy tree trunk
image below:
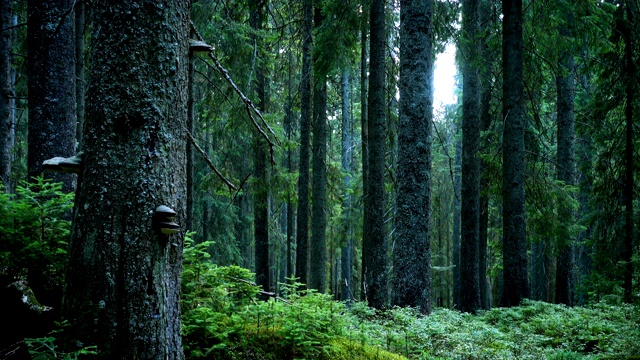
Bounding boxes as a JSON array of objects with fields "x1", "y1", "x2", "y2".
[
  {"x1": 62, "y1": 1, "x2": 189, "y2": 358},
  {"x1": 27, "y1": 0, "x2": 76, "y2": 191},
  {"x1": 392, "y1": 0, "x2": 434, "y2": 314}
]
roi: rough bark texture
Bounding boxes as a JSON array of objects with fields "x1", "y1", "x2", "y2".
[
  {"x1": 452, "y1": 139, "x2": 462, "y2": 309},
  {"x1": 250, "y1": 0, "x2": 270, "y2": 294},
  {"x1": 0, "y1": 0, "x2": 12, "y2": 190},
  {"x1": 27, "y1": 0, "x2": 76, "y2": 191},
  {"x1": 359, "y1": 1, "x2": 369, "y2": 302},
  {"x1": 341, "y1": 69, "x2": 354, "y2": 301},
  {"x1": 62, "y1": 2, "x2": 189, "y2": 358},
  {"x1": 392, "y1": 0, "x2": 433, "y2": 314},
  {"x1": 296, "y1": 0, "x2": 313, "y2": 285},
  {"x1": 309, "y1": 3, "x2": 327, "y2": 291},
  {"x1": 363, "y1": 0, "x2": 388, "y2": 309},
  {"x1": 459, "y1": 0, "x2": 481, "y2": 314},
  {"x1": 501, "y1": 0, "x2": 529, "y2": 307},
  {"x1": 186, "y1": 52, "x2": 194, "y2": 233},
  {"x1": 554, "y1": 15, "x2": 576, "y2": 306},
  {"x1": 75, "y1": 0, "x2": 85, "y2": 149}
]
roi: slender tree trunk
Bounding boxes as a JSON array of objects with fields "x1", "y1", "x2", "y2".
[
  {"x1": 341, "y1": 69, "x2": 354, "y2": 302},
  {"x1": 452, "y1": 139, "x2": 461, "y2": 308},
  {"x1": 554, "y1": 9, "x2": 576, "y2": 305},
  {"x1": 75, "y1": 0, "x2": 85, "y2": 149},
  {"x1": 27, "y1": 0, "x2": 76, "y2": 191},
  {"x1": 363, "y1": 0, "x2": 388, "y2": 309},
  {"x1": 310, "y1": 4, "x2": 327, "y2": 292},
  {"x1": 0, "y1": 0, "x2": 12, "y2": 190},
  {"x1": 62, "y1": 2, "x2": 189, "y2": 358},
  {"x1": 186, "y1": 46, "x2": 195, "y2": 234},
  {"x1": 392, "y1": 0, "x2": 433, "y2": 314},
  {"x1": 460, "y1": 0, "x2": 482, "y2": 314},
  {"x1": 359, "y1": 0, "x2": 369, "y2": 302},
  {"x1": 501, "y1": 0, "x2": 529, "y2": 307},
  {"x1": 249, "y1": 0, "x2": 270, "y2": 294},
  {"x1": 296, "y1": 0, "x2": 313, "y2": 285},
  {"x1": 622, "y1": 0, "x2": 635, "y2": 303}
]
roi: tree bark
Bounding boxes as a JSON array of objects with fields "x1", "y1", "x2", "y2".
[
  {"x1": 62, "y1": 1, "x2": 189, "y2": 358},
  {"x1": 359, "y1": 0, "x2": 369, "y2": 302},
  {"x1": 459, "y1": 0, "x2": 482, "y2": 314},
  {"x1": 296, "y1": 0, "x2": 313, "y2": 285},
  {"x1": 0, "y1": 0, "x2": 12, "y2": 191},
  {"x1": 341, "y1": 69, "x2": 354, "y2": 302},
  {"x1": 27, "y1": 0, "x2": 76, "y2": 192},
  {"x1": 452, "y1": 139, "x2": 461, "y2": 309},
  {"x1": 362, "y1": 0, "x2": 388, "y2": 309},
  {"x1": 310, "y1": 4, "x2": 327, "y2": 293},
  {"x1": 75, "y1": 0, "x2": 85, "y2": 149},
  {"x1": 501, "y1": 0, "x2": 529, "y2": 307},
  {"x1": 392, "y1": 0, "x2": 433, "y2": 314}
]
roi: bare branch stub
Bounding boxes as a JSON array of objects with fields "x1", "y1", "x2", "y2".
[{"x1": 185, "y1": 130, "x2": 237, "y2": 191}]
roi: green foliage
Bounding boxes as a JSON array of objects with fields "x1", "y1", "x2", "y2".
[
  {"x1": 0, "y1": 176, "x2": 74, "y2": 291},
  {"x1": 24, "y1": 323, "x2": 97, "y2": 360}
]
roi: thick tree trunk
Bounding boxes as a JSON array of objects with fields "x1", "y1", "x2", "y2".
[
  {"x1": 250, "y1": 0, "x2": 270, "y2": 294},
  {"x1": 75, "y1": 0, "x2": 85, "y2": 149},
  {"x1": 296, "y1": 0, "x2": 313, "y2": 285},
  {"x1": 554, "y1": 14, "x2": 576, "y2": 305},
  {"x1": 0, "y1": 0, "x2": 12, "y2": 190},
  {"x1": 341, "y1": 69, "x2": 354, "y2": 302},
  {"x1": 363, "y1": 0, "x2": 388, "y2": 309},
  {"x1": 392, "y1": 0, "x2": 433, "y2": 314},
  {"x1": 460, "y1": 0, "x2": 482, "y2": 314},
  {"x1": 62, "y1": 1, "x2": 189, "y2": 358},
  {"x1": 452, "y1": 139, "x2": 461, "y2": 308},
  {"x1": 309, "y1": 3, "x2": 327, "y2": 291},
  {"x1": 501, "y1": 0, "x2": 529, "y2": 307},
  {"x1": 27, "y1": 0, "x2": 76, "y2": 192}
]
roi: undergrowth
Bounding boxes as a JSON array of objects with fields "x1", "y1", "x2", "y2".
[{"x1": 181, "y1": 235, "x2": 640, "y2": 359}]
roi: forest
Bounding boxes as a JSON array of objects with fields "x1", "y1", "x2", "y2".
[{"x1": 0, "y1": 0, "x2": 638, "y2": 359}]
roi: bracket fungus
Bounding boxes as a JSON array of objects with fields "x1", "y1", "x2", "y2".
[
  {"x1": 153, "y1": 205, "x2": 180, "y2": 235},
  {"x1": 42, "y1": 152, "x2": 84, "y2": 174},
  {"x1": 189, "y1": 39, "x2": 213, "y2": 53}
]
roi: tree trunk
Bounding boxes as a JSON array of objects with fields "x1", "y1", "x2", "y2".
[
  {"x1": 309, "y1": 3, "x2": 327, "y2": 292},
  {"x1": 452, "y1": 139, "x2": 461, "y2": 308},
  {"x1": 62, "y1": 1, "x2": 189, "y2": 358},
  {"x1": 341, "y1": 69, "x2": 354, "y2": 302},
  {"x1": 27, "y1": 0, "x2": 76, "y2": 192},
  {"x1": 359, "y1": 0, "x2": 369, "y2": 302},
  {"x1": 296, "y1": 0, "x2": 313, "y2": 285},
  {"x1": 459, "y1": 0, "x2": 482, "y2": 314},
  {"x1": 392, "y1": 0, "x2": 433, "y2": 314},
  {"x1": 501, "y1": 0, "x2": 529, "y2": 307},
  {"x1": 249, "y1": 0, "x2": 270, "y2": 295},
  {"x1": 0, "y1": 0, "x2": 12, "y2": 190},
  {"x1": 554, "y1": 9, "x2": 576, "y2": 305},
  {"x1": 362, "y1": 0, "x2": 388, "y2": 309},
  {"x1": 75, "y1": 0, "x2": 85, "y2": 149},
  {"x1": 186, "y1": 46, "x2": 195, "y2": 234}
]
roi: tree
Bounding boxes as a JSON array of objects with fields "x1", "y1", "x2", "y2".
[
  {"x1": 362, "y1": 0, "x2": 388, "y2": 309},
  {"x1": 27, "y1": 0, "x2": 76, "y2": 192},
  {"x1": 452, "y1": 138, "x2": 461, "y2": 309},
  {"x1": 501, "y1": 0, "x2": 529, "y2": 307},
  {"x1": 392, "y1": 0, "x2": 434, "y2": 314},
  {"x1": 0, "y1": 0, "x2": 12, "y2": 190},
  {"x1": 554, "y1": 2, "x2": 577, "y2": 306},
  {"x1": 62, "y1": 1, "x2": 189, "y2": 358},
  {"x1": 459, "y1": 0, "x2": 482, "y2": 313},
  {"x1": 296, "y1": 0, "x2": 313, "y2": 285},
  {"x1": 340, "y1": 68, "x2": 354, "y2": 301}
]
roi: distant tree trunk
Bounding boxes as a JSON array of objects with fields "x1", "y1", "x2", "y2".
[
  {"x1": 554, "y1": 9, "x2": 576, "y2": 306},
  {"x1": 501, "y1": 0, "x2": 529, "y2": 307},
  {"x1": 27, "y1": 0, "x2": 76, "y2": 191},
  {"x1": 296, "y1": 0, "x2": 313, "y2": 285},
  {"x1": 62, "y1": 1, "x2": 189, "y2": 358},
  {"x1": 285, "y1": 47, "x2": 295, "y2": 281},
  {"x1": 75, "y1": 0, "x2": 85, "y2": 149},
  {"x1": 392, "y1": 0, "x2": 433, "y2": 314},
  {"x1": 341, "y1": 69, "x2": 354, "y2": 302},
  {"x1": 310, "y1": 4, "x2": 327, "y2": 293},
  {"x1": 186, "y1": 45, "x2": 195, "y2": 234},
  {"x1": 359, "y1": 0, "x2": 368, "y2": 302},
  {"x1": 452, "y1": 139, "x2": 461, "y2": 308},
  {"x1": 459, "y1": 0, "x2": 481, "y2": 314},
  {"x1": 622, "y1": 0, "x2": 635, "y2": 303},
  {"x1": 362, "y1": 0, "x2": 388, "y2": 309},
  {"x1": 249, "y1": 0, "x2": 270, "y2": 294},
  {"x1": 0, "y1": 0, "x2": 12, "y2": 190}
]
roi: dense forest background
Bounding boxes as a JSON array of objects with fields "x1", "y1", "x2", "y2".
[{"x1": 0, "y1": 0, "x2": 638, "y2": 358}]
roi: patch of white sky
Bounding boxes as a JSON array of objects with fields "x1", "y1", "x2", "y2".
[{"x1": 433, "y1": 43, "x2": 458, "y2": 117}]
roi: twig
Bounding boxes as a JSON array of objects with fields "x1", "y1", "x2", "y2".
[{"x1": 185, "y1": 129, "x2": 237, "y2": 191}]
